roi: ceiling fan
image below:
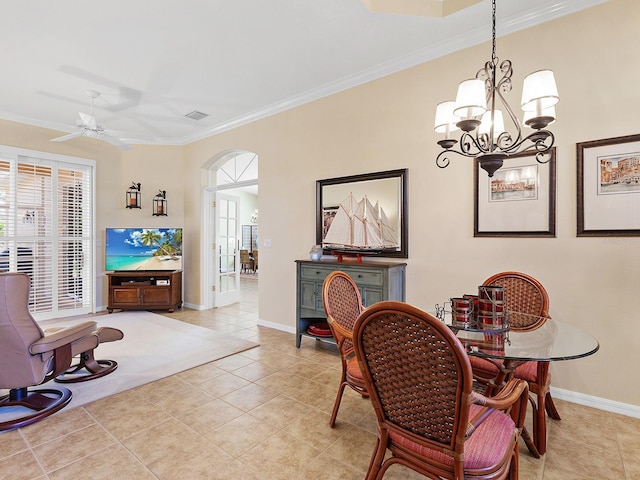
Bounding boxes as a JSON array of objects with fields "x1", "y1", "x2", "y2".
[{"x1": 50, "y1": 90, "x2": 132, "y2": 150}]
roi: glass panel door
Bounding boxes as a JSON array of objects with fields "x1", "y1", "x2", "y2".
[{"x1": 215, "y1": 192, "x2": 240, "y2": 306}]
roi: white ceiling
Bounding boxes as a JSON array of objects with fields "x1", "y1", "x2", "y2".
[{"x1": 0, "y1": 0, "x2": 605, "y2": 148}]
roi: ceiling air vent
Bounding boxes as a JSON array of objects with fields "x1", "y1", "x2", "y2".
[{"x1": 185, "y1": 110, "x2": 209, "y2": 121}]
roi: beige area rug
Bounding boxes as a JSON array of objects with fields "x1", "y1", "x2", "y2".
[{"x1": 31, "y1": 311, "x2": 259, "y2": 409}]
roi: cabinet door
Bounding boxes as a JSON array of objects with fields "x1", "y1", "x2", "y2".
[
  {"x1": 112, "y1": 288, "x2": 141, "y2": 306},
  {"x1": 361, "y1": 287, "x2": 383, "y2": 306},
  {"x1": 299, "y1": 280, "x2": 320, "y2": 313},
  {"x1": 141, "y1": 287, "x2": 171, "y2": 305}
]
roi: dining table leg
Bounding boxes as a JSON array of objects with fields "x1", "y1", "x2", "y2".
[{"x1": 488, "y1": 359, "x2": 542, "y2": 459}]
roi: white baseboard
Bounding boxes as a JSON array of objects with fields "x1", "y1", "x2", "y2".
[
  {"x1": 182, "y1": 302, "x2": 206, "y2": 310},
  {"x1": 257, "y1": 318, "x2": 296, "y2": 334},
  {"x1": 551, "y1": 387, "x2": 640, "y2": 418}
]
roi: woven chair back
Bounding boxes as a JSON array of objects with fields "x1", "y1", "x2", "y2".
[
  {"x1": 353, "y1": 301, "x2": 473, "y2": 451},
  {"x1": 484, "y1": 271, "x2": 550, "y2": 330},
  {"x1": 322, "y1": 271, "x2": 363, "y2": 351}
]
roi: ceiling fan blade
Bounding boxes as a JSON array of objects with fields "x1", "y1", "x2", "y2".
[
  {"x1": 99, "y1": 133, "x2": 133, "y2": 151},
  {"x1": 78, "y1": 112, "x2": 97, "y2": 129},
  {"x1": 50, "y1": 132, "x2": 84, "y2": 143}
]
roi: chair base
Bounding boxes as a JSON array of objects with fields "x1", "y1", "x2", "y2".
[
  {"x1": 0, "y1": 387, "x2": 72, "y2": 432},
  {"x1": 54, "y1": 354, "x2": 118, "y2": 383}
]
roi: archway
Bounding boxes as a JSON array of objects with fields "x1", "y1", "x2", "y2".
[{"x1": 201, "y1": 150, "x2": 258, "y2": 308}]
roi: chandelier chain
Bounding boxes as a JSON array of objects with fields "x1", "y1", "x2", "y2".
[{"x1": 491, "y1": 0, "x2": 497, "y2": 64}]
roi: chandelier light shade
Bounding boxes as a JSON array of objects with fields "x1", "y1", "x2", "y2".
[
  {"x1": 454, "y1": 79, "x2": 487, "y2": 119},
  {"x1": 435, "y1": 0, "x2": 559, "y2": 177},
  {"x1": 434, "y1": 101, "x2": 460, "y2": 138},
  {"x1": 521, "y1": 70, "x2": 559, "y2": 112},
  {"x1": 479, "y1": 109, "x2": 505, "y2": 136}
]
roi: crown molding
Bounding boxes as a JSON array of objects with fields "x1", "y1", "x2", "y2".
[{"x1": 182, "y1": 0, "x2": 608, "y2": 145}]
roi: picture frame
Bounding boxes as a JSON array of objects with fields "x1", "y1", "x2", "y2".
[
  {"x1": 577, "y1": 133, "x2": 640, "y2": 236},
  {"x1": 474, "y1": 149, "x2": 556, "y2": 237},
  {"x1": 316, "y1": 168, "x2": 408, "y2": 258}
]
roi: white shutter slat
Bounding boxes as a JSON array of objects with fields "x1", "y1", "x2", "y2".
[{"x1": 0, "y1": 152, "x2": 93, "y2": 317}]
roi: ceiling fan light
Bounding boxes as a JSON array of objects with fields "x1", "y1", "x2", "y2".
[
  {"x1": 434, "y1": 101, "x2": 460, "y2": 135},
  {"x1": 453, "y1": 79, "x2": 487, "y2": 119},
  {"x1": 521, "y1": 69, "x2": 559, "y2": 112}
]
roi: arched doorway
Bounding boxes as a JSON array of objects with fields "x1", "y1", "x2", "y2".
[{"x1": 201, "y1": 150, "x2": 258, "y2": 308}]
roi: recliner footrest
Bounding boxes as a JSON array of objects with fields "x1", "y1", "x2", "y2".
[{"x1": 51, "y1": 325, "x2": 124, "y2": 383}]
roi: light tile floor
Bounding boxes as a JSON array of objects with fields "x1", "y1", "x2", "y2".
[{"x1": 1, "y1": 277, "x2": 639, "y2": 479}]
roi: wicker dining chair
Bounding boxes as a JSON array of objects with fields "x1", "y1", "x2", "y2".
[
  {"x1": 470, "y1": 271, "x2": 558, "y2": 456},
  {"x1": 322, "y1": 270, "x2": 368, "y2": 427},
  {"x1": 239, "y1": 249, "x2": 254, "y2": 273},
  {"x1": 353, "y1": 301, "x2": 529, "y2": 480}
]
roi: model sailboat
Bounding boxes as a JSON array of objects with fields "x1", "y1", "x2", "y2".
[{"x1": 323, "y1": 193, "x2": 399, "y2": 250}]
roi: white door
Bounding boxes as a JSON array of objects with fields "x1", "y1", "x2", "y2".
[{"x1": 215, "y1": 192, "x2": 240, "y2": 306}]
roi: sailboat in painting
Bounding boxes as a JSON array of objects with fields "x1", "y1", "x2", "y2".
[{"x1": 323, "y1": 193, "x2": 399, "y2": 251}]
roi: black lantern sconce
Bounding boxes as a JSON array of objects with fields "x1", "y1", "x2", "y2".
[
  {"x1": 153, "y1": 190, "x2": 167, "y2": 216},
  {"x1": 126, "y1": 182, "x2": 141, "y2": 209}
]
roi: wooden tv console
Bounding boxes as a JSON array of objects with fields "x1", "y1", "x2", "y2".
[{"x1": 107, "y1": 270, "x2": 182, "y2": 313}]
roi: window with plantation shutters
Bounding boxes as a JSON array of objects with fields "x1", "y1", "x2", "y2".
[{"x1": 0, "y1": 147, "x2": 94, "y2": 319}]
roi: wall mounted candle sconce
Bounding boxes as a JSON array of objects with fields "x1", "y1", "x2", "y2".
[
  {"x1": 153, "y1": 190, "x2": 167, "y2": 216},
  {"x1": 126, "y1": 182, "x2": 141, "y2": 209}
]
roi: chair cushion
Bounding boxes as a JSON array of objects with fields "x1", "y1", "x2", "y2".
[
  {"x1": 514, "y1": 361, "x2": 538, "y2": 383},
  {"x1": 469, "y1": 355, "x2": 499, "y2": 374},
  {"x1": 389, "y1": 404, "x2": 516, "y2": 470},
  {"x1": 346, "y1": 356, "x2": 363, "y2": 381}
]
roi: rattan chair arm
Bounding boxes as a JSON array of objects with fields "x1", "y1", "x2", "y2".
[
  {"x1": 470, "y1": 378, "x2": 529, "y2": 432},
  {"x1": 471, "y1": 378, "x2": 528, "y2": 412}
]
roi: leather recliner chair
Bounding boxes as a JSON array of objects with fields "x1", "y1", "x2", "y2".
[{"x1": 0, "y1": 272, "x2": 121, "y2": 431}]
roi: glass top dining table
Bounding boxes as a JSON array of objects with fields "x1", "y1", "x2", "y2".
[
  {"x1": 434, "y1": 309, "x2": 599, "y2": 458},
  {"x1": 445, "y1": 315, "x2": 600, "y2": 363}
]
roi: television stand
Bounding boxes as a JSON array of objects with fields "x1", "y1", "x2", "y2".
[{"x1": 107, "y1": 270, "x2": 182, "y2": 313}]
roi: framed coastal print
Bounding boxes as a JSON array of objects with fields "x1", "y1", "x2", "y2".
[
  {"x1": 577, "y1": 133, "x2": 640, "y2": 236},
  {"x1": 474, "y1": 149, "x2": 556, "y2": 237}
]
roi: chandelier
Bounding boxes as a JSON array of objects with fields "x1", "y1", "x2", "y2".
[{"x1": 434, "y1": 0, "x2": 559, "y2": 177}]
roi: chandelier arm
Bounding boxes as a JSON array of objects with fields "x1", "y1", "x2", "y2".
[
  {"x1": 498, "y1": 130, "x2": 555, "y2": 157},
  {"x1": 436, "y1": 150, "x2": 452, "y2": 169},
  {"x1": 460, "y1": 132, "x2": 490, "y2": 156},
  {"x1": 437, "y1": 131, "x2": 494, "y2": 168},
  {"x1": 436, "y1": 147, "x2": 478, "y2": 169}
]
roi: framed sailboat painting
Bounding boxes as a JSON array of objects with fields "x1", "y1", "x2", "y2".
[{"x1": 316, "y1": 169, "x2": 408, "y2": 258}]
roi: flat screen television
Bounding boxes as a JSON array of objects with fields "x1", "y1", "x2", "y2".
[{"x1": 105, "y1": 228, "x2": 182, "y2": 272}]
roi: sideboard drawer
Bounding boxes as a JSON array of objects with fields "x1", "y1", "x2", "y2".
[
  {"x1": 350, "y1": 269, "x2": 384, "y2": 287},
  {"x1": 299, "y1": 265, "x2": 335, "y2": 281}
]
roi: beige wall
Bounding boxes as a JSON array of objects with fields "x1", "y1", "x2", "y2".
[
  {"x1": 1, "y1": 0, "x2": 637, "y2": 408},
  {"x1": 185, "y1": 0, "x2": 640, "y2": 408},
  {"x1": 0, "y1": 121, "x2": 186, "y2": 307}
]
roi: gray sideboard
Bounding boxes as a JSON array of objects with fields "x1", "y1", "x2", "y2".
[{"x1": 295, "y1": 259, "x2": 406, "y2": 347}]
